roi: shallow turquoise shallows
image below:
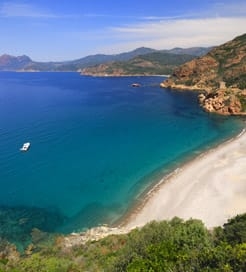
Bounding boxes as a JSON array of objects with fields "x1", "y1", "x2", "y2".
[{"x1": 0, "y1": 72, "x2": 243, "y2": 246}]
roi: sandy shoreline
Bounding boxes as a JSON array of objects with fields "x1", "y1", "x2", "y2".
[
  {"x1": 123, "y1": 128, "x2": 246, "y2": 230},
  {"x1": 64, "y1": 128, "x2": 246, "y2": 247}
]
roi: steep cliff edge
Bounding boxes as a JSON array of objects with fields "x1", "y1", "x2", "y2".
[{"x1": 161, "y1": 33, "x2": 246, "y2": 115}]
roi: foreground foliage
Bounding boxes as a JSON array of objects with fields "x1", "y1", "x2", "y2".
[{"x1": 1, "y1": 214, "x2": 246, "y2": 271}]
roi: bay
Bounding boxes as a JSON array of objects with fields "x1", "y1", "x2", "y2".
[{"x1": 0, "y1": 72, "x2": 243, "y2": 246}]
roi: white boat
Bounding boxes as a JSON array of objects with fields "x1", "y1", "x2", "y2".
[
  {"x1": 131, "y1": 83, "x2": 141, "y2": 87},
  {"x1": 20, "y1": 142, "x2": 31, "y2": 151}
]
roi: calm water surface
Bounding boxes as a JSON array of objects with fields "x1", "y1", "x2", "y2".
[{"x1": 0, "y1": 72, "x2": 243, "y2": 246}]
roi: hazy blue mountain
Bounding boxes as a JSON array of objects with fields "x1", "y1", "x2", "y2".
[
  {"x1": 0, "y1": 54, "x2": 32, "y2": 70},
  {"x1": 0, "y1": 47, "x2": 211, "y2": 71}
]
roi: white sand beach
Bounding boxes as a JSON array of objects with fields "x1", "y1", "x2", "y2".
[
  {"x1": 125, "y1": 129, "x2": 246, "y2": 230},
  {"x1": 63, "y1": 129, "x2": 246, "y2": 248}
]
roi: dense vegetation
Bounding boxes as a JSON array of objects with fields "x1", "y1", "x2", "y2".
[
  {"x1": 210, "y1": 34, "x2": 246, "y2": 90},
  {"x1": 1, "y1": 214, "x2": 246, "y2": 271}
]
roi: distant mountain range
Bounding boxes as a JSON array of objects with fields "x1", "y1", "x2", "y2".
[
  {"x1": 0, "y1": 47, "x2": 212, "y2": 72},
  {"x1": 81, "y1": 52, "x2": 200, "y2": 76}
]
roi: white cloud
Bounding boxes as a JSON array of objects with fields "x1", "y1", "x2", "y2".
[
  {"x1": 83, "y1": 13, "x2": 188, "y2": 21},
  {"x1": 80, "y1": 1, "x2": 246, "y2": 55},
  {"x1": 102, "y1": 16, "x2": 246, "y2": 53}
]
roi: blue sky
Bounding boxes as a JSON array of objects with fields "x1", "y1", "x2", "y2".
[{"x1": 0, "y1": 0, "x2": 245, "y2": 61}]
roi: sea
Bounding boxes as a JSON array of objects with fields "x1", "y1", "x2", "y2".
[{"x1": 0, "y1": 72, "x2": 244, "y2": 248}]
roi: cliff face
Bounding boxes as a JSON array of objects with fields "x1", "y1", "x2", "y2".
[{"x1": 161, "y1": 33, "x2": 246, "y2": 115}]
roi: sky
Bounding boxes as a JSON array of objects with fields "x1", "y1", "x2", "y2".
[{"x1": 0, "y1": 0, "x2": 246, "y2": 61}]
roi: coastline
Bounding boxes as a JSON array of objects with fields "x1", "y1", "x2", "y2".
[
  {"x1": 121, "y1": 127, "x2": 246, "y2": 230},
  {"x1": 63, "y1": 127, "x2": 246, "y2": 247}
]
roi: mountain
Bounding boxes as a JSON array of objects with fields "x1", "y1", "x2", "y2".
[
  {"x1": 0, "y1": 47, "x2": 156, "y2": 72},
  {"x1": 162, "y1": 47, "x2": 213, "y2": 56},
  {"x1": 0, "y1": 47, "x2": 210, "y2": 72},
  {"x1": 81, "y1": 52, "x2": 197, "y2": 76},
  {"x1": 56, "y1": 47, "x2": 158, "y2": 71},
  {"x1": 80, "y1": 47, "x2": 211, "y2": 76},
  {"x1": 0, "y1": 54, "x2": 32, "y2": 70},
  {"x1": 161, "y1": 33, "x2": 246, "y2": 115}
]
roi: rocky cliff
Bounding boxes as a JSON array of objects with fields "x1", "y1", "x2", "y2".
[{"x1": 161, "y1": 33, "x2": 246, "y2": 115}]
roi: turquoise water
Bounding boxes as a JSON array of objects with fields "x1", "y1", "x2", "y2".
[{"x1": 0, "y1": 72, "x2": 243, "y2": 246}]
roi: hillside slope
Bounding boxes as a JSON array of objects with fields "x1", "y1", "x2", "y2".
[
  {"x1": 81, "y1": 52, "x2": 199, "y2": 76},
  {"x1": 1, "y1": 214, "x2": 246, "y2": 271},
  {"x1": 161, "y1": 33, "x2": 246, "y2": 115}
]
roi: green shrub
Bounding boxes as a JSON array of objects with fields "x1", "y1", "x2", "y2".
[{"x1": 2, "y1": 214, "x2": 246, "y2": 271}]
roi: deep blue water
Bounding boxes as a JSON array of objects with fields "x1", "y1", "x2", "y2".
[{"x1": 0, "y1": 72, "x2": 243, "y2": 245}]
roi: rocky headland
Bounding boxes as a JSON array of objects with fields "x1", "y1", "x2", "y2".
[{"x1": 161, "y1": 33, "x2": 246, "y2": 115}]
